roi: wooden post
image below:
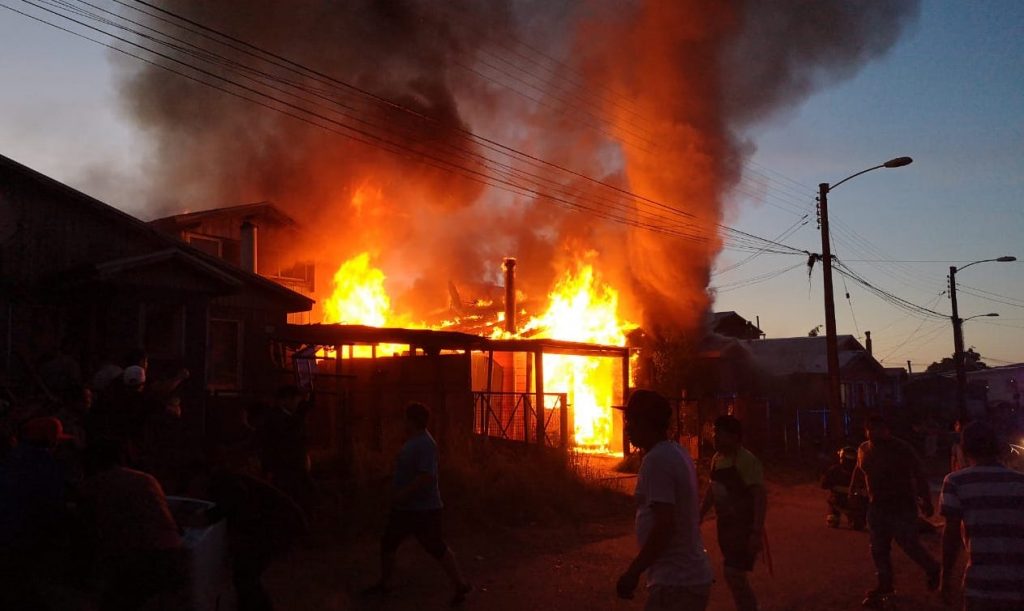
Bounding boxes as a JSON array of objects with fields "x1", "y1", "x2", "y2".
[
  {"x1": 334, "y1": 343, "x2": 352, "y2": 477},
  {"x1": 484, "y1": 350, "x2": 494, "y2": 436},
  {"x1": 559, "y1": 392, "x2": 569, "y2": 448},
  {"x1": 524, "y1": 351, "x2": 532, "y2": 443},
  {"x1": 535, "y1": 350, "x2": 545, "y2": 447},
  {"x1": 621, "y1": 349, "x2": 631, "y2": 455}
]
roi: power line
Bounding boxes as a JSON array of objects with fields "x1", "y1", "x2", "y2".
[
  {"x1": 711, "y1": 261, "x2": 805, "y2": 293},
  {"x1": 100, "y1": 0, "x2": 818, "y2": 256},
  {"x1": 832, "y1": 260, "x2": 947, "y2": 320},
  {"x1": 877, "y1": 294, "x2": 945, "y2": 362},
  {"x1": 76, "y1": 0, "x2": 816, "y2": 257},
  {"x1": 960, "y1": 285, "x2": 1024, "y2": 305},
  {"x1": 714, "y1": 215, "x2": 809, "y2": 275},
  {"x1": 16, "y1": 0, "x2": 736, "y2": 245}
]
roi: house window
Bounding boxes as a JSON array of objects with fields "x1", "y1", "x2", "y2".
[
  {"x1": 186, "y1": 233, "x2": 223, "y2": 258},
  {"x1": 141, "y1": 303, "x2": 184, "y2": 359},
  {"x1": 208, "y1": 319, "x2": 242, "y2": 390}
]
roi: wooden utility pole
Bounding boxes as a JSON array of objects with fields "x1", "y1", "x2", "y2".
[
  {"x1": 949, "y1": 266, "x2": 968, "y2": 422},
  {"x1": 819, "y1": 182, "x2": 845, "y2": 443}
]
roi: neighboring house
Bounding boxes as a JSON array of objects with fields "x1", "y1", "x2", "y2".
[
  {"x1": 709, "y1": 311, "x2": 764, "y2": 340},
  {"x1": 743, "y1": 335, "x2": 889, "y2": 413},
  {"x1": 904, "y1": 372, "x2": 962, "y2": 422},
  {"x1": 882, "y1": 367, "x2": 908, "y2": 407},
  {"x1": 0, "y1": 154, "x2": 312, "y2": 425},
  {"x1": 967, "y1": 363, "x2": 1023, "y2": 408},
  {"x1": 150, "y1": 202, "x2": 316, "y2": 323}
]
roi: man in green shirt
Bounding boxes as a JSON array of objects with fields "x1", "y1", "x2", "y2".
[
  {"x1": 851, "y1": 415, "x2": 939, "y2": 608},
  {"x1": 700, "y1": 415, "x2": 766, "y2": 611}
]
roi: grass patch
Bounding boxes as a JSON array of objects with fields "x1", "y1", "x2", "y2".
[{"x1": 324, "y1": 441, "x2": 632, "y2": 541}]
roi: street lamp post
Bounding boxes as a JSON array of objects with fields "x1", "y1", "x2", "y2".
[
  {"x1": 949, "y1": 257, "x2": 1016, "y2": 422},
  {"x1": 818, "y1": 156, "x2": 912, "y2": 443}
]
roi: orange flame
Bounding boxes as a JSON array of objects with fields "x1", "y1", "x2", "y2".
[
  {"x1": 323, "y1": 252, "x2": 390, "y2": 327},
  {"x1": 322, "y1": 252, "x2": 412, "y2": 357},
  {"x1": 322, "y1": 250, "x2": 634, "y2": 453},
  {"x1": 524, "y1": 257, "x2": 636, "y2": 453}
]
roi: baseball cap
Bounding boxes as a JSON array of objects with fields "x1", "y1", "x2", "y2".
[
  {"x1": 123, "y1": 365, "x2": 146, "y2": 387},
  {"x1": 21, "y1": 417, "x2": 74, "y2": 446}
]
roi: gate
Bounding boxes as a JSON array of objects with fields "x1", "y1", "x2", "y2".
[{"x1": 473, "y1": 391, "x2": 569, "y2": 448}]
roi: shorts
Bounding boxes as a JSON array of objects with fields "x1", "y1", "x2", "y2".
[
  {"x1": 718, "y1": 523, "x2": 755, "y2": 572},
  {"x1": 381, "y1": 509, "x2": 447, "y2": 560}
]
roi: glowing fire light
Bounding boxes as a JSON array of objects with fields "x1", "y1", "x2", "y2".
[
  {"x1": 321, "y1": 250, "x2": 634, "y2": 454},
  {"x1": 323, "y1": 252, "x2": 409, "y2": 357},
  {"x1": 524, "y1": 258, "x2": 636, "y2": 453},
  {"x1": 323, "y1": 252, "x2": 390, "y2": 326}
]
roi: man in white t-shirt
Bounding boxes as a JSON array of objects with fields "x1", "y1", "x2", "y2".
[{"x1": 617, "y1": 390, "x2": 714, "y2": 611}]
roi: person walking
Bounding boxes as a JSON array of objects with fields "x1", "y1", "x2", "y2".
[
  {"x1": 616, "y1": 390, "x2": 713, "y2": 611},
  {"x1": 188, "y1": 444, "x2": 307, "y2": 611},
  {"x1": 821, "y1": 445, "x2": 865, "y2": 530},
  {"x1": 258, "y1": 385, "x2": 315, "y2": 516},
  {"x1": 939, "y1": 421, "x2": 1024, "y2": 610},
  {"x1": 700, "y1": 415, "x2": 766, "y2": 611},
  {"x1": 364, "y1": 402, "x2": 471, "y2": 606},
  {"x1": 851, "y1": 415, "x2": 940, "y2": 607}
]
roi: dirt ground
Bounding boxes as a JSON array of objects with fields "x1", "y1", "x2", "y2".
[{"x1": 264, "y1": 479, "x2": 958, "y2": 611}]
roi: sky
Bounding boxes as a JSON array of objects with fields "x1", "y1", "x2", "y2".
[{"x1": 1, "y1": 1, "x2": 1022, "y2": 370}]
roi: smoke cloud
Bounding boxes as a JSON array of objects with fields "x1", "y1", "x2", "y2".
[{"x1": 119, "y1": 0, "x2": 920, "y2": 333}]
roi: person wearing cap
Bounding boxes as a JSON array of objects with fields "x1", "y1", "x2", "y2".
[
  {"x1": 617, "y1": 390, "x2": 713, "y2": 611},
  {"x1": 851, "y1": 415, "x2": 939, "y2": 607},
  {"x1": 0, "y1": 418, "x2": 72, "y2": 610},
  {"x1": 90, "y1": 365, "x2": 160, "y2": 454},
  {"x1": 700, "y1": 415, "x2": 766, "y2": 611},
  {"x1": 940, "y1": 421, "x2": 1024, "y2": 610},
  {"x1": 122, "y1": 365, "x2": 146, "y2": 389}
]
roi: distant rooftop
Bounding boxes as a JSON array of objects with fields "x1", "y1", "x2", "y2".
[{"x1": 150, "y1": 201, "x2": 296, "y2": 230}]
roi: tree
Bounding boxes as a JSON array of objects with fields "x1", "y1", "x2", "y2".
[{"x1": 926, "y1": 347, "x2": 989, "y2": 374}]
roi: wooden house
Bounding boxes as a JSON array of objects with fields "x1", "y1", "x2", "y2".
[{"x1": 0, "y1": 154, "x2": 312, "y2": 429}]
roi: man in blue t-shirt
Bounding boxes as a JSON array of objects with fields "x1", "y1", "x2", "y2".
[{"x1": 364, "y1": 402, "x2": 470, "y2": 606}]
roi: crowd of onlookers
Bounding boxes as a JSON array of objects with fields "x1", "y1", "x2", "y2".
[{"x1": 0, "y1": 349, "x2": 310, "y2": 611}]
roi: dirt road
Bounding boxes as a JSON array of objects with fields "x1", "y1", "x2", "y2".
[{"x1": 267, "y1": 482, "x2": 953, "y2": 611}]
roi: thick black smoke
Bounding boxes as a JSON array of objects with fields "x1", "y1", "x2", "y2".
[{"x1": 117, "y1": 0, "x2": 920, "y2": 327}]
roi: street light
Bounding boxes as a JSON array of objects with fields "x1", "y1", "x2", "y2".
[
  {"x1": 949, "y1": 257, "x2": 1016, "y2": 421},
  {"x1": 962, "y1": 313, "x2": 999, "y2": 323},
  {"x1": 818, "y1": 157, "x2": 913, "y2": 443}
]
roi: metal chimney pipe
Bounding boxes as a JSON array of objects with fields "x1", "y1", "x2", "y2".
[
  {"x1": 240, "y1": 220, "x2": 258, "y2": 273},
  {"x1": 503, "y1": 257, "x2": 517, "y2": 334},
  {"x1": 865, "y1": 330, "x2": 873, "y2": 356}
]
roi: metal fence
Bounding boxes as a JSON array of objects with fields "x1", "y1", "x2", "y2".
[{"x1": 473, "y1": 391, "x2": 569, "y2": 448}]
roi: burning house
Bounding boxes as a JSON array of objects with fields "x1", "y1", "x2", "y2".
[{"x1": 149, "y1": 198, "x2": 640, "y2": 467}]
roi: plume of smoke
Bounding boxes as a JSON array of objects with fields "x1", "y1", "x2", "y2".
[
  {"x1": 568, "y1": 0, "x2": 920, "y2": 335},
  {"x1": 117, "y1": 0, "x2": 919, "y2": 331}
]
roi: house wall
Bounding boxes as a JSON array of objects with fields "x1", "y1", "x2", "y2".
[
  {"x1": 162, "y1": 212, "x2": 315, "y2": 297},
  {"x1": 1, "y1": 166, "x2": 159, "y2": 280},
  {"x1": 303, "y1": 352, "x2": 473, "y2": 479},
  {"x1": 968, "y1": 367, "x2": 1023, "y2": 406},
  {"x1": 1, "y1": 162, "x2": 309, "y2": 430}
]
